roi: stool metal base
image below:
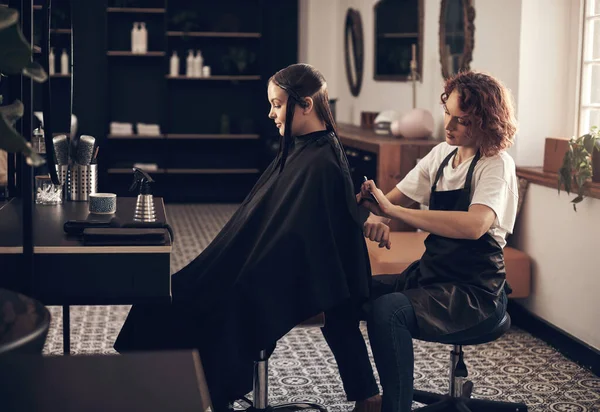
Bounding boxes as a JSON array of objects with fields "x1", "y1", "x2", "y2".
[{"x1": 413, "y1": 389, "x2": 528, "y2": 412}]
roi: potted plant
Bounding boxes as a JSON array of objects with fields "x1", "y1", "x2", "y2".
[
  {"x1": 0, "y1": 6, "x2": 48, "y2": 167},
  {"x1": 557, "y1": 126, "x2": 600, "y2": 211}
]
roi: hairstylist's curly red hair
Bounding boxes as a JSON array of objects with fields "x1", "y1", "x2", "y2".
[{"x1": 441, "y1": 71, "x2": 517, "y2": 157}]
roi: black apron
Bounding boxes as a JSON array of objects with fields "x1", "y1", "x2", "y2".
[{"x1": 401, "y1": 148, "x2": 508, "y2": 339}]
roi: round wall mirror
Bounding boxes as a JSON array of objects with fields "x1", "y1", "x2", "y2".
[
  {"x1": 439, "y1": 0, "x2": 475, "y2": 79},
  {"x1": 344, "y1": 8, "x2": 364, "y2": 97}
]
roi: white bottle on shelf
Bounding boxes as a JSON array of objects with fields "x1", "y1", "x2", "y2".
[
  {"x1": 169, "y1": 51, "x2": 180, "y2": 77},
  {"x1": 139, "y1": 22, "x2": 148, "y2": 54},
  {"x1": 186, "y1": 49, "x2": 194, "y2": 77},
  {"x1": 60, "y1": 49, "x2": 68, "y2": 75},
  {"x1": 193, "y1": 50, "x2": 203, "y2": 78},
  {"x1": 48, "y1": 47, "x2": 55, "y2": 76},
  {"x1": 131, "y1": 22, "x2": 139, "y2": 53}
]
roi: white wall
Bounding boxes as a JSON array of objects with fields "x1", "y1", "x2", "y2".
[
  {"x1": 512, "y1": 185, "x2": 600, "y2": 350},
  {"x1": 516, "y1": 0, "x2": 581, "y2": 166},
  {"x1": 298, "y1": 0, "x2": 342, "y2": 99},
  {"x1": 299, "y1": 0, "x2": 523, "y2": 139},
  {"x1": 299, "y1": 0, "x2": 599, "y2": 350},
  {"x1": 299, "y1": 0, "x2": 447, "y2": 137}
]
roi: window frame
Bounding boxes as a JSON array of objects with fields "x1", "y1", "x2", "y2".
[{"x1": 578, "y1": 0, "x2": 600, "y2": 136}]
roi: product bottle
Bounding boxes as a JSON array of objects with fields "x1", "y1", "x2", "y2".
[
  {"x1": 131, "y1": 22, "x2": 138, "y2": 53},
  {"x1": 139, "y1": 22, "x2": 148, "y2": 54},
  {"x1": 193, "y1": 50, "x2": 203, "y2": 78},
  {"x1": 169, "y1": 51, "x2": 179, "y2": 77},
  {"x1": 60, "y1": 49, "x2": 69, "y2": 75},
  {"x1": 48, "y1": 47, "x2": 55, "y2": 76},
  {"x1": 186, "y1": 50, "x2": 194, "y2": 77}
]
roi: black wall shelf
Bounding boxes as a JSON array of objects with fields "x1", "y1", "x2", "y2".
[
  {"x1": 107, "y1": 7, "x2": 166, "y2": 14},
  {"x1": 165, "y1": 75, "x2": 261, "y2": 81},
  {"x1": 101, "y1": 0, "x2": 299, "y2": 202},
  {"x1": 107, "y1": 134, "x2": 164, "y2": 139},
  {"x1": 166, "y1": 31, "x2": 261, "y2": 38},
  {"x1": 166, "y1": 134, "x2": 260, "y2": 140},
  {"x1": 107, "y1": 51, "x2": 166, "y2": 56}
]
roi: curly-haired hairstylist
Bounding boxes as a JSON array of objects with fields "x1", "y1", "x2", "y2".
[{"x1": 322, "y1": 71, "x2": 519, "y2": 412}]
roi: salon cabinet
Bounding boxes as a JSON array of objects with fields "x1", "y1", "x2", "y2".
[
  {"x1": 337, "y1": 123, "x2": 437, "y2": 232},
  {"x1": 101, "y1": 0, "x2": 299, "y2": 202}
]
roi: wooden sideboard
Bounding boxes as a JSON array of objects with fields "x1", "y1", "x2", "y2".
[{"x1": 337, "y1": 123, "x2": 439, "y2": 231}]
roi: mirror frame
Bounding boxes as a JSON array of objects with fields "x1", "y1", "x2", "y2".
[
  {"x1": 439, "y1": 0, "x2": 475, "y2": 79},
  {"x1": 373, "y1": 0, "x2": 424, "y2": 82},
  {"x1": 344, "y1": 8, "x2": 364, "y2": 97}
]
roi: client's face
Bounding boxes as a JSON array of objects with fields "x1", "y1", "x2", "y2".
[
  {"x1": 267, "y1": 81, "x2": 288, "y2": 136},
  {"x1": 267, "y1": 81, "x2": 305, "y2": 137}
]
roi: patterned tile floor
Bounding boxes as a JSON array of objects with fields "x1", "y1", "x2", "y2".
[{"x1": 43, "y1": 204, "x2": 600, "y2": 412}]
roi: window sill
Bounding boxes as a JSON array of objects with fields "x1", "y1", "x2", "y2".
[{"x1": 516, "y1": 167, "x2": 600, "y2": 200}]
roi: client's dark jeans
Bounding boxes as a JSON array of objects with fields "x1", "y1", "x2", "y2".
[{"x1": 321, "y1": 275, "x2": 508, "y2": 412}]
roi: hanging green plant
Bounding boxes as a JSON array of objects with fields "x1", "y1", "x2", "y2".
[
  {"x1": 0, "y1": 7, "x2": 48, "y2": 167},
  {"x1": 558, "y1": 126, "x2": 600, "y2": 211}
]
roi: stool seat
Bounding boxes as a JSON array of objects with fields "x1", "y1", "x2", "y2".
[{"x1": 424, "y1": 313, "x2": 512, "y2": 346}]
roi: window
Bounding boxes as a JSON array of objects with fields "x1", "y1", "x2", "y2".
[{"x1": 579, "y1": 0, "x2": 600, "y2": 134}]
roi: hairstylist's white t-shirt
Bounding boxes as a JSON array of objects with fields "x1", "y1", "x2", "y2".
[{"x1": 396, "y1": 142, "x2": 518, "y2": 248}]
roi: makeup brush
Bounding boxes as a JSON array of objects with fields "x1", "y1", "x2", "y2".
[
  {"x1": 76, "y1": 135, "x2": 95, "y2": 165},
  {"x1": 52, "y1": 134, "x2": 69, "y2": 165}
]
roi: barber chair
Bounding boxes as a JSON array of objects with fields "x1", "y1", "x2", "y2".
[
  {"x1": 413, "y1": 313, "x2": 528, "y2": 411},
  {"x1": 242, "y1": 348, "x2": 328, "y2": 412}
]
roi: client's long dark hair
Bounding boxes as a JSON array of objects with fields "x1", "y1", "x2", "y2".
[{"x1": 269, "y1": 64, "x2": 337, "y2": 172}]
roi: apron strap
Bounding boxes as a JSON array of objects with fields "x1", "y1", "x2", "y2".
[
  {"x1": 431, "y1": 148, "x2": 482, "y2": 193},
  {"x1": 432, "y1": 148, "x2": 458, "y2": 191}
]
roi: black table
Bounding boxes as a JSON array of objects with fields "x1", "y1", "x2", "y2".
[
  {"x1": 0, "y1": 197, "x2": 172, "y2": 354},
  {"x1": 0, "y1": 350, "x2": 212, "y2": 412}
]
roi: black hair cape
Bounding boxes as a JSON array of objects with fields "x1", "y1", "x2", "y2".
[{"x1": 114, "y1": 129, "x2": 372, "y2": 405}]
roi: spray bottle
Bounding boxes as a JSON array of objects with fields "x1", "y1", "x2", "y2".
[{"x1": 129, "y1": 167, "x2": 156, "y2": 222}]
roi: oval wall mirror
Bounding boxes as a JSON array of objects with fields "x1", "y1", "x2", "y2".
[
  {"x1": 439, "y1": 0, "x2": 475, "y2": 79},
  {"x1": 344, "y1": 8, "x2": 364, "y2": 97}
]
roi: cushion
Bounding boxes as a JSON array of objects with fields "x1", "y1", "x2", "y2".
[{"x1": 367, "y1": 232, "x2": 531, "y2": 298}]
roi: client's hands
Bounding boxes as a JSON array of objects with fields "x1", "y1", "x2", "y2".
[{"x1": 363, "y1": 220, "x2": 392, "y2": 249}]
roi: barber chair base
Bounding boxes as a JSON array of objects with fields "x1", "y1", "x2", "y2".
[
  {"x1": 245, "y1": 349, "x2": 327, "y2": 412},
  {"x1": 245, "y1": 403, "x2": 327, "y2": 412}
]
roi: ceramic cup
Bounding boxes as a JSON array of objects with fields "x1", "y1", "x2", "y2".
[{"x1": 89, "y1": 193, "x2": 117, "y2": 215}]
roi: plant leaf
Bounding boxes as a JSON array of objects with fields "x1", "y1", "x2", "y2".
[
  {"x1": 0, "y1": 7, "x2": 18, "y2": 31},
  {"x1": 0, "y1": 99, "x2": 24, "y2": 125},
  {"x1": 583, "y1": 133, "x2": 595, "y2": 153},
  {"x1": 558, "y1": 165, "x2": 572, "y2": 194},
  {"x1": 22, "y1": 61, "x2": 47, "y2": 83},
  {"x1": 0, "y1": 13, "x2": 33, "y2": 75}
]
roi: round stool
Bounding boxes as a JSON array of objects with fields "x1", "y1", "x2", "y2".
[
  {"x1": 0, "y1": 288, "x2": 51, "y2": 356},
  {"x1": 413, "y1": 313, "x2": 528, "y2": 411}
]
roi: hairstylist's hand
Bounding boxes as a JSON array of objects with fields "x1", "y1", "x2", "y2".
[
  {"x1": 361, "y1": 180, "x2": 395, "y2": 219},
  {"x1": 363, "y1": 220, "x2": 392, "y2": 249},
  {"x1": 356, "y1": 185, "x2": 384, "y2": 216}
]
